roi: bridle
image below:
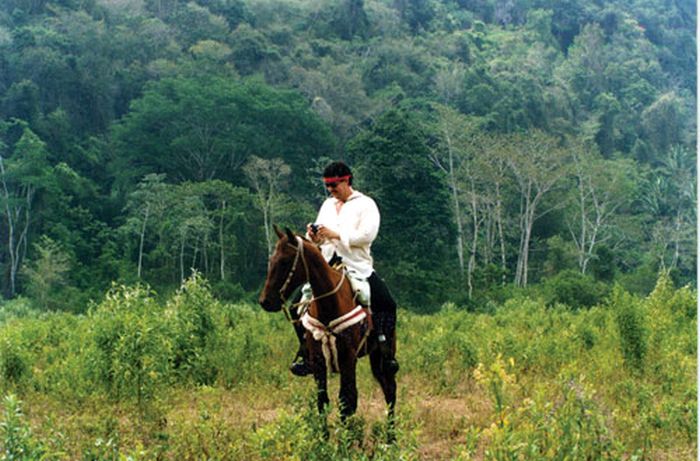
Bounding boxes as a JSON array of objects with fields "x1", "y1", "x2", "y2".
[
  {"x1": 278, "y1": 236, "x2": 310, "y2": 305},
  {"x1": 276, "y1": 235, "x2": 346, "y2": 322}
]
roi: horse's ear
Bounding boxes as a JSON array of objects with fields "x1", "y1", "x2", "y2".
[
  {"x1": 285, "y1": 227, "x2": 297, "y2": 246},
  {"x1": 274, "y1": 224, "x2": 284, "y2": 239}
]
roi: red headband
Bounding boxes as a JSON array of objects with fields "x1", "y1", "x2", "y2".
[{"x1": 323, "y1": 175, "x2": 351, "y2": 184}]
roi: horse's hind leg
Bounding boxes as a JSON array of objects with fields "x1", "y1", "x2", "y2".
[{"x1": 370, "y1": 347, "x2": 397, "y2": 442}]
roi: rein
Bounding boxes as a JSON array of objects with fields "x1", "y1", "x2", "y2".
[
  {"x1": 279, "y1": 236, "x2": 310, "y2": 303},
  {"x1": 278, "y1": 236, "x2": 347, "y2": 322},
  {"x1": 275, "y1": 234, "x2": 372, "y2": 369}
]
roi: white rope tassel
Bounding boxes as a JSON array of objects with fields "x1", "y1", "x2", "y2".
[{"x1": 301, "y1": 305, "x2": 367, "y2": 373}]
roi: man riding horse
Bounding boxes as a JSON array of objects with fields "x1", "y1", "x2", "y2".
[{"x1": 289, "y1": 161, "x2": 399, "y2": 377}]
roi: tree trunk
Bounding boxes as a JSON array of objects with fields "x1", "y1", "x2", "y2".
[
  {"x1": 495, "y1": 184, "x2": 507, "y2": 284},
  {"x1": 191, "y1": 238, "x2": 199, "y2": 273},
  {"x1": 445, "y1": 132, "x2": 465, "y2": 275},
  {"x1": 521, "y1": 212, "x2": 533, "y2": 287},
  {"x1": 180, "y1": 234, "x2": 186, "y2": 283},
  {"x1": 263, "y1": 202, "x2": 271, "y2": 257},
  {"x1": 0, "y1": 155, "x2": 16, "y2": 296},
  {"x1": 577, "y1": 179, "x2": 587, "y2": 272},
  {"x1": 515, "y1": 189, "x2": 534, "y2": 287},
  {"x1": 219, "y1": 200, "x2": 226, "y2": 281},
  {"x1": 202, "y1": 234, "x2": 209, "y2": 275},
  {"x1": 137, "y1": 203, "x2": 150, "y2": 279},
  {"x1": 467, "y1": 179, "x2": 479, "y2": 298}
]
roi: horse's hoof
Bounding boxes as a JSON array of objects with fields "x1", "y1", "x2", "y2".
[{"x1": 290, "y1": 361, "x2": 312, "y2": 377}]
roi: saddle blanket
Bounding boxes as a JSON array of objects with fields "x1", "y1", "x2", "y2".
[{"x1": 300, "y1": 305, "x2": 369, "y2": 373}]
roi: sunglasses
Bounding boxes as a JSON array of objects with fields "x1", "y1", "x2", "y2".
[{"x1": 324, "y1": 180, "x2": 344, "y2": 188}]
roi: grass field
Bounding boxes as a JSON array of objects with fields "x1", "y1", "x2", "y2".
[{"x1": 0, "y1": 274, "x2": 696, "y2": 460}]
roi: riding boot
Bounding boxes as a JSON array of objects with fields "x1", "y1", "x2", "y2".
[
  {"x1": 290, "y1": 286, "x2": 313, "y2": 377},
  {"x1": 375, "y1": 311, "x2": 399, "y2": 375},
  {"x1": 290, "y1": 323, "x2": 312, "y2": 376}
]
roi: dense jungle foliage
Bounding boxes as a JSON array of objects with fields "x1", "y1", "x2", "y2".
[
  {"x1": 0, "y1": 274, "x2": 695, "y2": 459},
  {"x1": 0, "y1": 1, "x2": 696, "y2": 457},
  {"x1": 0, "y1": 0, "x2": 695, "y2": 310}
]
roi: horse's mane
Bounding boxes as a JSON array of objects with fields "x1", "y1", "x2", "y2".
[{"x1": 295, "y1": 236, "x2": 343, "y2": 275}]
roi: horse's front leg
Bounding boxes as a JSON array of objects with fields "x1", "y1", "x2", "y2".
[
  {"x1": 313, "y1": 370, "x2": 330, "y2": 415},
  {"x1": 338, "y1": 348, "x2": 358, "y2": 421},
  {"x1": 309, "y1": 341, "x2": 330, "y2": 415}
]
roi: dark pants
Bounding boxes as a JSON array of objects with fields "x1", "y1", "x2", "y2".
[
  {"x1": 368, "y1": 272, "x2": 396, "y2": 336},
  {"x1": 292, "y1": 271, "x2": 396, "y2": 337},
  {"x1": 368, "y1": 272, "x2": 396, "y2": 314},
  {"x1": 291, "y1": 271, "x2": 397, "y2": 363}
]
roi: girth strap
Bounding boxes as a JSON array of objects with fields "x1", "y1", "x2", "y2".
[{"x1": 300, "y1": 305, "x2": 368, "y2": 373}]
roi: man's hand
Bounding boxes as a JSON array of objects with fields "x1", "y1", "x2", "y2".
[
  {"x1": 307, "y1": 223, "x2": 339, "y2": 242},
  {"x1": 307, "y1": 223, "x2": 324, "y2": 243},
  {"x1": 317, "y1": 226, "x2": 339, "y2": 241}
]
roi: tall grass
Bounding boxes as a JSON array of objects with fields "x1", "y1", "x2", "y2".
[{"x1": 0, "y1": 274, "x2": 695, "y2": 460}]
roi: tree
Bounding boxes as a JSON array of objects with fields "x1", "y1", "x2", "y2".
[
  {"x1": 430, "y1": 104, "x2": 494, "y2": 297},
  {"x1": 348, "y1": 109, "x2": 455, "y2": 308},
  {"x1": 394, "y1": 0, "x2": 436, "y2": 33},
  {"x1": 1, "y1": 80, "x2": 40, "y2": 123},
  {"x1": 289, "y1": 58, "x2": 376, "y2": 154},
  {"x1": 181, "y1": 180, "x2": 251, "y2": 282},
  {"x1": 229, "y1": 23, "x2": 281, "y2": 77},
  {"x1": 640, "y1": 145, "x2": 696, "y2": 276},
  {"x1": 502, "y1": 130, "x2": 570, "y2": 286},
  {"x1": 330, "y1": 0, "x2": 370, "y2": 40},
  {"x1": 474, "y1": 135, "x2": 511, "y2": 283},
  {"x1": 22, "y1": 235, "x2": 70, "y2": 310},
  {"x1": 110, "y1": 76, "x2": 334, "y2": 194},
  {"x1": 0, "y1": 122, "x2": 55, "y2": 297},
  {"x1": 243, "y1": 156, "x2": 291, "y2": 257},
  {"x1": 430, "y1": 105, "x2": 469, "y2": 276},
  {"x1": 169, "y1": 1, "x2": 229, "y2": 48},
  {"x1": 641, "y1": 92, "x2": 692, "y2": 157},
  {"x1": 566, "y1": 142, "x2": 637, "y2": 274},
  {"x1": 168, "y1": 192, "x2": 213, "y2": 283},
  {"x1": 122, "y1": 174, "x2": 169, "y2": 280}
]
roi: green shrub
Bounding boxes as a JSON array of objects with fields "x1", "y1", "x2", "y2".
[
  {"x1": 211, "y1": 280, "x2": 247, "y2": 302},
  {"x1": 166, "y1": 274, "x2": 218, "y2": 385},
  {"x1": 646, "y1": 272, "x2": 696, "y2": 319},
  {"x1": 0, "y1": 336, "x2": 28, "y2": 389},
  {"x1": 575, "y1": 322, "x2": 597, "y2": 350},
  {"x1": 618, "y1": 261, "x2": 661, "y2": 296},
  {"x1": 611, "y1": 285, "x2": 647, "y2": 372},
  {"x1": 541, "y1": 269, "x2": 609, "y2": 309},
  {"x1": 0, "y1": 298, "x2": 40, "y2": 325},
  {"x1": 0, "y1": 394, "x2": 45, "y2": 460},
  {"x1": 166, "y1": 391, "x2": 243, "y2": 460},
  {"x1": 210, "y1": 303, "x2": 277, "y2": 388},
  {"x1": 245, "y1": 395, "x2": 418, "y2": 461},
  {"x1": 0, "y1": 280, "x2": 694, "y2": 459},
  {"x1": 88, "y1": 284, "x2": 173, "y2": 405},
  {"x1": 589, "y1": 245, "x2": 616, "y2": 281}
]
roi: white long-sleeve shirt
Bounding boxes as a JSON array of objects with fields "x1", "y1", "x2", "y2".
[{"x1": 313, "y1": 190, "x2": 380, "y2": 279}]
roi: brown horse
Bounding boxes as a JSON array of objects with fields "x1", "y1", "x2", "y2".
[{"x1": 259, "y1": 226, "x2": 397, "y2": 430}]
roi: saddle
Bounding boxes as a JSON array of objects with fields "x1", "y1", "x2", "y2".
[
  {"x1": 298, "y1": 260, "x2": 374, "y2": 365},
  {"x1": 328, "y1": 255, "x2": 371, "y2": 308}
]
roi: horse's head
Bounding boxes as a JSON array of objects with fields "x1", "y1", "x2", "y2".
[{"x1": 259, "y1": 225, "x2": 307, "y2": 312}]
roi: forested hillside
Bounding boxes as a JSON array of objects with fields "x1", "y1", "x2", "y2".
[{"x1": 0, "y1": 0, "x2": 695, "y2": 309}]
